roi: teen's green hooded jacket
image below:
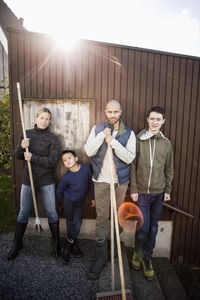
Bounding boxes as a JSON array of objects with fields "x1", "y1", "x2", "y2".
[{"x1": 130, "y1": 129, "x2": 173, "y2": 195}]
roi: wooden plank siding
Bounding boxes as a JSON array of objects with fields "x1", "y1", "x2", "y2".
[{"x1": 8, "y1": 30, "x2": 200, "y2": 266}]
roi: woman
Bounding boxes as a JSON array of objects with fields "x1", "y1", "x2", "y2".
[{"x1": 7, "y1": 107, "x2": 60, "y2": 260}]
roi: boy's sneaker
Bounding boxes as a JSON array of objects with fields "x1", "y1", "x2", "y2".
[
  {"x1": 131, "y1": 251, "x2": 142, "y2": 270},
  {"x1": 141, "y1": 259, "x2": 155, "y2": 280}
]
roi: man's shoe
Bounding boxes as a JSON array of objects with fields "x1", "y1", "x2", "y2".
[
  {"x1": 141, "y1": 259, "x2": 155, "y2": 280},
  {"x1": 131, "y1": 251, "x2": 142, "y2": 270},
  {"x1": 70, "y1": 239, "x2": 83, "y2": 258}
]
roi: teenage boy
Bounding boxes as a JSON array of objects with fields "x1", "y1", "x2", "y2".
[
  {"x1": 56, "y1": 150, "x2": 95, "y2": 264},
  {"x1": 130, "y1": 106, "x2": 174, "y2": 280}
]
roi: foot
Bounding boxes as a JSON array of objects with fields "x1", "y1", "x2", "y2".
[
  {"x1": 7, "y1": 242, "x2": 23, "y2": 261},
  {"x1": 141, "y1": 259, "x2": 155, "y2": 280},
  {"x1": 88, "y1": 258, "x2": 108, "y2": 280},
  {"x1": 131, "y1": 251, "x2": 142, "y2": 270},
  {"x1": 51, "y1": 238, "x2": 60, "y2": 258},
  {"x1": 60, "y1": 241, "x2": 70, "y2": 264},
  {"x1": 70, "y1": 240, "x2": 83, "y2": 258}
]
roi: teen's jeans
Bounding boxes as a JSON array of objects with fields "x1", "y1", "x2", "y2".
[
  {"x1": 17, "y1": 184, "x2": 58, "y2": 224},
  {"x1": 63, "y1": 200, "x2": 84, "y2": 240},
  {"x1": 135, "y1": 193, "x2": 164, "y2": 260}
]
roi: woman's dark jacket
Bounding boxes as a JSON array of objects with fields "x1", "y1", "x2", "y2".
[{"x1": 14, "y1": 125, "x2": 60, "y2": 187}]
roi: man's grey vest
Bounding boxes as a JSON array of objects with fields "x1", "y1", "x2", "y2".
[{"x1": 91, "y1": 121, "x2": 132, "y2": 184}]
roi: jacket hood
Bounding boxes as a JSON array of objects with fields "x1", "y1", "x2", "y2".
[{"x1": 137, "y1": 128, "x2": 166, "y2": 141}]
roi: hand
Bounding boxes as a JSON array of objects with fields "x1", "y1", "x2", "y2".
[
  {"x1": 164, "y1": 193, "x2": 171, "y2": 202},
  {"x1": 21, "y1": 138, "x2": 30, "y2": 149},
  {"x1": 105, "y1": 135, "x2": 113, "y2": 144},
  {"x1": 91, "y1": 200, "x2": 95, "y2": 207},
  {"x1": 103, "y1": 128, "x2": 111, "y2": 136},
  {"x1": 131, "y1": 193, "x2": 138, "y2": 202},
  {"x1": 24, "y1": 151, "x2": 32, "y2": 161}
]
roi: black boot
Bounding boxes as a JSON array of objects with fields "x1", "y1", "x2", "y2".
[
  {"x1": 49, "y1": 222, "x2": 60, "y2": 257},
  {"x1": 7, "y1": 222, "x2": 27, "y2": 261},
  {"x1": 88, "y1": 237, "x2": 108, "y2": 280},
  {"x1": 70, "y1": 238, "x2": 83, "y2": 258},
  {"x1": 61, "y1": 239, "x2": 71, "y2": 264}
]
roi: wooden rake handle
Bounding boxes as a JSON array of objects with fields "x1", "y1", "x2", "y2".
[
  {"x1": 16, "y1": 83, "x2": 40, "y2": 228},
  {"x1": 108, "y1": 144, "x2": 126, "y2": 300}
]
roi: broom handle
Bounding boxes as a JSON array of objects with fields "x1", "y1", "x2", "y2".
[
  {"x1": 16, "y1": 83, "x2": 40, "y2": 223},
  {"x1": 108, "y1": 145, "x2": 126, "y2": 300},
  {"x1": 110, "y1": 158, "x2": 115, "y2": 291}
]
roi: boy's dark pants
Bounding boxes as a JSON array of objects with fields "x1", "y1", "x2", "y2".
[
  {"x1": 135, "y1": 193, "x2": 163, "y2": 260},
  {"x1": 63, "y1": 200, "x2": 84, "y2": 240}
]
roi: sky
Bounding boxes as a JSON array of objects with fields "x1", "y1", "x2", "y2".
[{"x1": 4, "y1": 0, "x2": 200, "y2": 57}]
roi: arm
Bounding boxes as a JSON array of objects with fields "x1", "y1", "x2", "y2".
[
  {"x1": 87, "y1": 166, "x2": 95, "y2": 206},
  {"x1": 13, "y1": 134, "x2": 26, "y2": 160},
  {"x1": 56, "y1": 175, "x2": 68, "y2": 204},
  {"x1": 31, "y1": 135, "x2": 60, "y2": 167},
  {"x1": 164, "y1": 142, "x2": 174, "y2": 197},
  {"x1": 130, "y1": 138, "x2": 139, "y2": 198},
  {"x1": 84, "y1": 126, "x2": 106, "y2": 157},
  {"x1": 109, "y1": 131, "x2": 136, "y2": 164}
]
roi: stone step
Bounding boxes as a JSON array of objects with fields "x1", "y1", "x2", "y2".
[
  {"x1": 153, "y1": 257, "x2": 188, "y2": 300},
  {"x1": 126, "y1": 247, "x2": 164, "y2": 300},
  {"x1": 126, "y1": 247, "x2": 188, "y2": 300},
  {"x1": 98, "y1": 242, "x2": 134, "y2": 299}
]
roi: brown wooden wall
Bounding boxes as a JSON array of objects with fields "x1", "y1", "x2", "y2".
[{"x1": 8, "y1": 30, "x2": 200, "y2": 266}]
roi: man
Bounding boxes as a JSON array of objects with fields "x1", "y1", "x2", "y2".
[
  {"x1": 84, "y1": 99, "x2": 136, "y2": 279},
  {"x1": 130, "y1": 106, "x2": 174, "y2": 280}
]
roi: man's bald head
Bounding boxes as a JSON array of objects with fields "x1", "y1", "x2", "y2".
[
  {"x1": 105, "y1": 100, "x2": 122, "y2": 128},
  {"x1": 106, "y1": 100, "x2": 121, "y2": 110}
]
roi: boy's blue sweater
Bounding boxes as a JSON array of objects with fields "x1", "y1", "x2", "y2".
[{"x1": 56, "y1": 164, "x2": 94, "y2": 203}]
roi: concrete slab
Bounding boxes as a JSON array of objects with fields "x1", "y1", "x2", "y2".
[{"x1": 27, "y1": 218, "x2": 173, "y2": 258}]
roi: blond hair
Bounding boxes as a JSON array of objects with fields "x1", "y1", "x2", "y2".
[{"x1": 36, "y1": 107, "x2": 51, "y2": 119}]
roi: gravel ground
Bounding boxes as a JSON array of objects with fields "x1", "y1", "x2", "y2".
[{"x1": 0, "y1": 233, "x2": 99, "y2": 300}]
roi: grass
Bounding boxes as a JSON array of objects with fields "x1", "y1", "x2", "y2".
[{"x1": 0, "y1": 173, "x2": 16, "y2": 233}]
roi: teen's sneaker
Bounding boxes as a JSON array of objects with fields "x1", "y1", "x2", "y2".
[
  {"x1": 131, "y1": 251, "x2": 142, "y2": 270},
  {"x1": 141, "y1": 259, "x2": 155, "y2": 280}
]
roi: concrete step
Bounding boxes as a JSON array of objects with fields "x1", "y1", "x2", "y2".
[
  {"x1": 153, "y1": 257, "x2": 188, "y2": 300},
  {"x1": 126, "y1": 247, "x2": 164, "y2": 300},
  {"x1": 98, "y1": 242, "x2": 134, "y2": 299},
  {"x1": 126, "y1": 247, "x2": 188, "y2": 300}
]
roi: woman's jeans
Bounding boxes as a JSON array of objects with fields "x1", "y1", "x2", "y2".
[
  {"x1": 63, "y1": 200, "x2": 84, "y2": 240},
  {"x1": 17, "y1": 184, "x2": 58, "y2": 224},
  {"x1": 135, "y1": 193, "x2": 163, "y2": 260}
]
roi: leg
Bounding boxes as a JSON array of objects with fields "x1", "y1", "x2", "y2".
[
  {"x1": 95, "y1": 182, "x2": 110, "y2": 240},
  {"x1": 61, "y1": 200, "x2": 76, "y2": 264},
  {"x1": 132, "y1": 194, "x2": 150, "y2": 269},
  {"x1": 142, "y1": 193, "x2": 163, "y2": 281},
  {"x1": 7, "y1": 184, "x2": 32, "y2": 260},
  {"x1": 40, "y1": 184, "x2": 60, "y2": 257},
  {"x1": 143, "y1": 193, "x2": 163, "y2": 260},
  {"x1": 88, "y1": 182, "x2": 110, "y2": 280},
  {"x1": 69, "y1": 202, "x2": 84, "y2": 258},
  {"x1": 108, "y1": 181, "x2": 129, "y2": 260}
]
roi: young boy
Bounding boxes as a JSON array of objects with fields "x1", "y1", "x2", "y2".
[
  {"x1": 56, "y1": 150, "x2": 95, "y2": 264},
  {"x1": 130, "y1": 106, "x2": 174, "y2": 280}
]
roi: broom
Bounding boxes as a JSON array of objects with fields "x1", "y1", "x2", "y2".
[
  {"x1": 16, "y1": 82, "x2": 42, "y2": 232},
  {"x1": 96, "y1": 145, "x2": 132, "y2": 300}
]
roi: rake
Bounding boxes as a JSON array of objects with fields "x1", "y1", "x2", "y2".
[{"x1": 16, "y1": 82, "x2": 42, "y2": 232}]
